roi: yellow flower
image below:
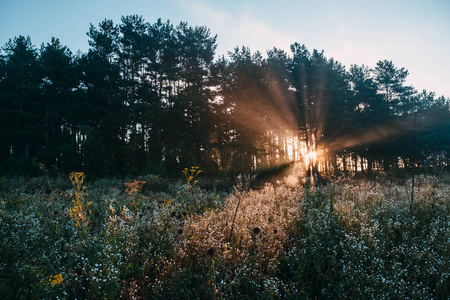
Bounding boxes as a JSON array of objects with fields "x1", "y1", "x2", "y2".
[
  {"x1": 182, "y1": 166, "x2": 202, "y2": 186},
  {"x1": 49, "y1": 274, "x2": 63, "y2": 287},
  {"x1": 124, "y1": 180, "x2": 146, "y2": 196}
]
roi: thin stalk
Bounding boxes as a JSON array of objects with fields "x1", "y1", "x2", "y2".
[
  {"x1": 410, "y1": 107, "x2": 417, "y2": 219},
  {"x1": 228, "y1": 194, "x2": 241, "y2": 241}
]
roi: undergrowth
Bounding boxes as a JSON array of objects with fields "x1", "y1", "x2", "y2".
[{"x1": 0, "y1": 173, "x2": 448, "y2": 299}]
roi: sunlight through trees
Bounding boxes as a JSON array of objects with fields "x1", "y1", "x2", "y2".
[{"x1": 0, "y1": 15, "x2": 449, "y2": 177}]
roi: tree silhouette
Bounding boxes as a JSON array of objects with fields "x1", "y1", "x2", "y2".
[{"x1": 0, "y1": 17, "x2": 449, "y2": 176}]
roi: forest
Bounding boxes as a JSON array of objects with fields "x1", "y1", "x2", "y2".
[
  {"x1": 1, "y1": 15, "x2": 450, "y2": 299},
  {"x1": 1, "y1": 15, "x2": 449, "y2": 178}
]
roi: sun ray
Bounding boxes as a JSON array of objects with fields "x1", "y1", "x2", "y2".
[{"x1": 324, "y1": 115, "x2": 418, "y2": 152}]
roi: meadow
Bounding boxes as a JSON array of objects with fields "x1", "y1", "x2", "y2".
[{"x1": 0, "y1": 170, "x2": 449, "y2": 299}]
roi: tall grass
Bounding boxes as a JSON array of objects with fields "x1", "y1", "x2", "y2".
[{"x1": 0, "y1": 174, "x2": 448, "y2": 299}]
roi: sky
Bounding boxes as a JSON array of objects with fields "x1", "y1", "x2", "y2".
[{"x1": 1, "y1": 0, "x2": 449, "y2": 97}]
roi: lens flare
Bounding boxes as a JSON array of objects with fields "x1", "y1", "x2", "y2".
[{"x1": 304, "y1": 151, "x2": 317, "y2": 163}]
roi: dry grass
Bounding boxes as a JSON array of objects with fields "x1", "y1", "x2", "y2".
[{"x1": 0, "y1": 173, "x2": 448, "y2": 299}]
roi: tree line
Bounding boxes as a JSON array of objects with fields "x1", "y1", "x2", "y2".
[{"x1": 1, "y1": 15, "x2": 449, "y2": 177}]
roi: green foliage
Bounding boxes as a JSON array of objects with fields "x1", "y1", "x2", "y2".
[
  {"x1": 0, "y1": 174, "x2": 448, "y2": 298},
  {"x1": 0, "y1": 15, "x2": 449, "y2": 177},
  {"x1": 0, "y1": 155, "x2": 40, "y2": 176}
]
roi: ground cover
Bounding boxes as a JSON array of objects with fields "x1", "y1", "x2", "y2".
[{"x1": 0, "y1": 172, "x2": 448, "y2": 299}]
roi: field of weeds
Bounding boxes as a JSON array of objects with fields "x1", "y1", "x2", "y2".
[{"x1": 0, "y1": 172, "x2": 449, "y2": 299}]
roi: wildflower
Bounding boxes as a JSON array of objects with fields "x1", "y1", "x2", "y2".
[
  {"x1": 49, "y1": 274, "x2": 63, "y2": 287},
  {"x1": 182, "y1": 166, "x2": 202, "y2": 187},
  {"x1": 70, "y1": 172, "x2": 85, "y2": 192},
  {"x1": 124, "y1": 180, "x2": 146, "y2": 196}
]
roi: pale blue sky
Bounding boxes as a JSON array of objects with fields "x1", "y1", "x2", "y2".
[{"x1": 1, "y1": 0, "x2": 449, "y2": 97}]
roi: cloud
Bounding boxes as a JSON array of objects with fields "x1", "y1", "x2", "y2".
[
  {"x1": 233, "y1": 15, "x2": 294, "y2": 54},
  {"x1": 180, "y1": 0, "x2": 229, "y2": 24},
  {"x1": 192, "y1": 2, "x2": 229, "y2": 24},
  {"x1": 180, "y1": 0, "x2": 294, "y2": 56}
]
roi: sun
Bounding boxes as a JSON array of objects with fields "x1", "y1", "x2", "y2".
[{"x1": 304, "y1": 151, "x2": 317, "y2": 163}]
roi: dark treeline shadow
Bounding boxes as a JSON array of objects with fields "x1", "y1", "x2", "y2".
[{"x1": 0, "y1": 16, "x2": 449, "y2": 178}]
